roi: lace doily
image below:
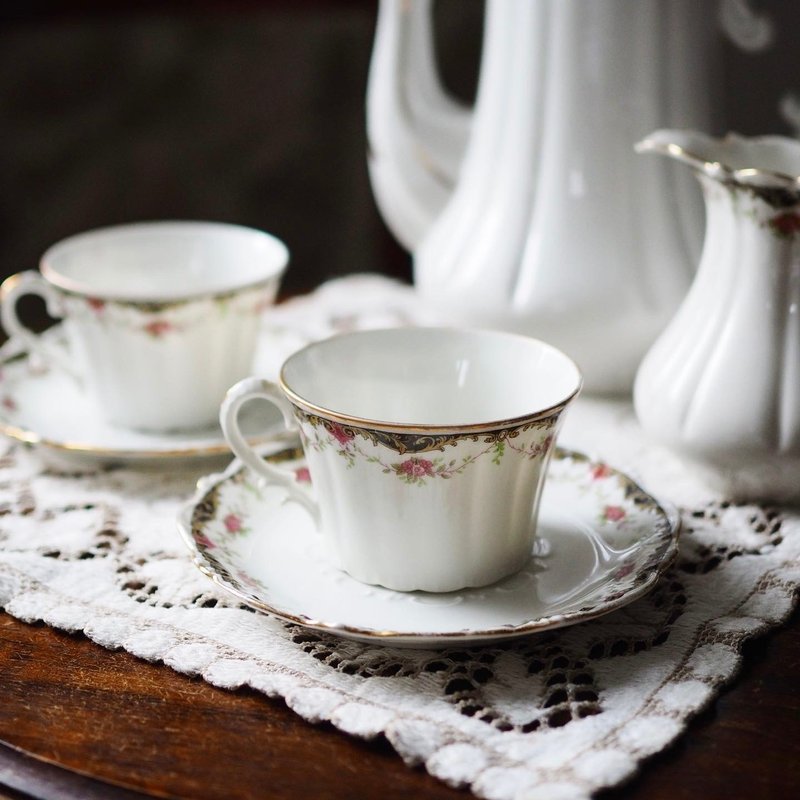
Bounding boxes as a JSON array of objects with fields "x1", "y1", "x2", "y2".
[{"x1": 0, "y1": 276, "x2": 798, "y2": 800}]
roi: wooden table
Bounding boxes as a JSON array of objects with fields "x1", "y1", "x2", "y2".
[{"x1": 1, "y1": 606, "x2": 798, "y2": 800}]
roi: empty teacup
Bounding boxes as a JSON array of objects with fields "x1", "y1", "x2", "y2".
[
  {"x1": 0, "y1": 221, "x2": 288, "y2": 432},
  {"x1": 220, "y1": 328, "x2": 581, "y2": 592}
]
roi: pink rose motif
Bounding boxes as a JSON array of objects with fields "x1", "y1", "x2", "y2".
[
  {"x1": 591, "y1": 463, "x2": 613, "y2": 480},
  {"x1": 603, "y1": 505, "x2": 626, "y2": 523},
  {"x1": 1, "y1": 395, "x2": 16, "y2": 412},
  {"x1": 237, "y1": 571, "x2": 262, "y2": 591},
  {"x1": 614, "y1": 561, "x2": 635, "y2": 580},
  {"x1": 195, "y1": 532, "x2": 216, "y2": 551},
  {"x1": 397, "y1": 458, "x2": 435, "y2": 478},
  {"x1": 294, "y1": 466, "x2": 311, "y2": 483},
  {"x1": 87, "y1": 297, "x2": 106, "y2": 313},
  {"x1": 769, "y1": 212, "x2": 800, "y2": 238},
  {"x1": 223, "y1": 513, "x2": 243, "y2": 533},
  {"x1": 330, "y1": 423, "x2": 354, "y2": 446},
  {"x1": 143, "y1": 320, "x2": 174, "y2": 337}
]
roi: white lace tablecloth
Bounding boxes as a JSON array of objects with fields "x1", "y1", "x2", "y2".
[{"x1": 0, "y1": 276, "x2": 798, "y2": 800}]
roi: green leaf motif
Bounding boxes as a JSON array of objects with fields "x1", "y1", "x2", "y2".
[{"x1": 492, "y1": 441, "x2": 505, "y2": 466}]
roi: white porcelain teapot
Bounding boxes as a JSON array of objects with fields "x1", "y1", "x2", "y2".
[{"x1": 367, "y1": 0, "x2": 724, "y2": 393}]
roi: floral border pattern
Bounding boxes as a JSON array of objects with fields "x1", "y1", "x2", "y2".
[
  {"x1": 767, "y1": 210, "x2": 800, "y2": 239},
  {"x1": 62, "y1": 281, "x2": 277, "y2": 338},
  {"x1": 703, "y1": 174, "x2": 800, "y2": 233},
  {"x1": 190, "y1": 445, "x2": 305, "y2": 584},
  {"x1": 294, "y1": 408, "x2": 558, "y2": 456},
  {"x1": 552, "y1": 449, "x2": 676, "y2": 607},
  {"x1": 300, "y1": 416, "x2": 555, "y2": 486}
]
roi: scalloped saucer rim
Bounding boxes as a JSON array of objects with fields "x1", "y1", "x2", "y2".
[{"x1": 178, "y1": 446, "x2": 680, "y2": 646}]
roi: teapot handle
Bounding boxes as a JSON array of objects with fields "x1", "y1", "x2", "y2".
[
  {"x1": 366, "y1": 0, "x2": 471, "y2": 251},
  {"x1": 718, "y1": 0, "x2": 774, "y2": 53}
]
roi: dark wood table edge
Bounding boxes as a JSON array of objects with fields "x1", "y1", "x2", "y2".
[{"x1": 0, "y1": 740, "x2": 150, "y2": 800}]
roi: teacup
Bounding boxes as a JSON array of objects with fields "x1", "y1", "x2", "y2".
[
  {"x1": 0, "y1": 221, "x2": 288, "y2": 432},
  {"x1": 220, "y1": 328, "x2": 582, "y2": 593}
]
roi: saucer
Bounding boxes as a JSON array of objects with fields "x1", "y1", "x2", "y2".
[
  {"x1": 0, "y1": 345, "x2": 286, "y2": 464},
  {"x1": 178, "y1": 446, "x2": 680, "y2": 646}
]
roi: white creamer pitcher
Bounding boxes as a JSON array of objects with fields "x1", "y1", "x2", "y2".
[{"x1": 635, "y1": 130, "x2": 800, "y2": 502}]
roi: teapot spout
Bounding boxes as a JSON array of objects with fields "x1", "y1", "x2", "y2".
[{"x1": 367, "y1": 0, "x2": 471, "y2": 251}]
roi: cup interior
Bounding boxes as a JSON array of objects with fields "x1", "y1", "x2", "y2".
[
  {"x1": 281, "y1": 328, "x2": 581, "y2": 427},
  {"x1": 41, "y1": 221, "x2": 288, "y2": 301}
]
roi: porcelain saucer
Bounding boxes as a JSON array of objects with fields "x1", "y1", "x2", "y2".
[
  {"x1": 0, "y1": 345, "x2": 286, "y2": 464},
  {"x1": 178, "y1": 445, "x2": 680, "y2": 646}
]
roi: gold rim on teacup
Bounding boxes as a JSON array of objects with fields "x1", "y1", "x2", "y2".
[
  {"x1": 277, "y1": 327, "x2": 582, "y2": 436},
  {"x1": 39, "y1": 220, "x2": 288, "y2": 305}
]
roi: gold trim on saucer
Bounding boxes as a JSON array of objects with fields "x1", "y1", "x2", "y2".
[{"x1": 0, "y1": 406, "x2": 296, "y2": 461}]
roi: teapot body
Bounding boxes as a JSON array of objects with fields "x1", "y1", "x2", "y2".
[{"x1": 368, "y1": 0, "x2": 720, "y2": 393}]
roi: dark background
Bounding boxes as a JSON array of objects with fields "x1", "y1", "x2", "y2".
[{"x1": 1, "y1": 0, "x2": 798, "y2": 298}]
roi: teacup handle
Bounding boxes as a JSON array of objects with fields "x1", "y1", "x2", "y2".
[
  {"x1": 220, "y1": 377, "x2": 320, "y2": 524},
  {"x1": 0, "y1": 271, "x2": 77, "y2": 377}
]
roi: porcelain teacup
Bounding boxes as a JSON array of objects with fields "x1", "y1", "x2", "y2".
[
  {"x1": 220, "y1": 328, "x2": 582, "y2": 593},
  {"x1": 0, "y1": 221, "x2": 288, "y2": 432}
]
